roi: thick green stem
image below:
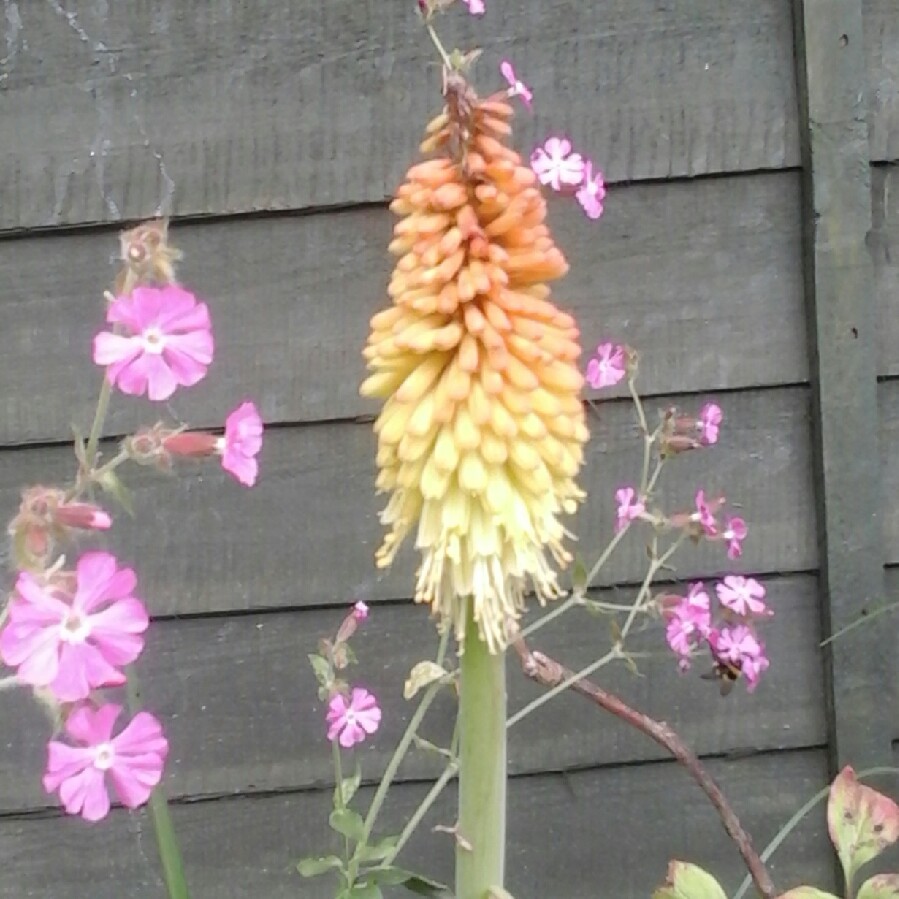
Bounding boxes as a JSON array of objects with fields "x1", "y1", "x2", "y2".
[{"x1": 455, "y1": 601, "x2": 507, "y2": 899}]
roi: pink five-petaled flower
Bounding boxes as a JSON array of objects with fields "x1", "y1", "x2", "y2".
[
  {"x1": 716, "y1": 575, "x2": 771, "y2": 618},
  {"x1": 218, "y1": 401, "x2": 264, "y2": 487},
  {"x1": 93, "y1": 285, "x2": 214, "y2": 402},
  {"x1": 500, "y1": 60, "x2": 532, "y2": 109},
  {"x1": 692, "y1": 489, "x2": 718, "y2": 536},
  {"x1": 327, "y1": 688, "x2": 382, "y2": 749},
  {"x1": 462, "y1": 0, "x2": 485, "y2": 14},
  {"x1": 698, "y1": 403, "x2": 723, "y2": 446},
  {"x1": 709, "y1": 625, "x2": 769, "y2": 692},
  {"x1": 0, "y1": 552, "x2": 149, "y2": 702},
  {"x1": 576, "y1": 160, "x2": 606, "y2": 220},
  {"x1": 723, "y1": 516, "x2": 748, "y2": 560},
  {"x1": 530, "y1": 137, "x2": 585, "y2": 192},
  {"x1": 43, "y1": 703, "x2": 168, "y2": 822},
  {"x1": 665, "y1": 583, "x2": 712, "y2": 659},
  {"x1": 586, "y1": 342, "x2": 626, "y2": 389},
  {"x1": 614, "y1": 486, "x2": 645, "y2": 533}
]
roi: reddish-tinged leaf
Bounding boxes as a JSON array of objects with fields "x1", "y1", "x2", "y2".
[
  {"x1": 858, "y1": 874, "x2": 899, "y2": 899},
  {"x1": 827, "y1": 767, "x2": 899, "y2": 885},
  {"x1": 652, "y1": 861, "x2": 728, "y2": 899}
]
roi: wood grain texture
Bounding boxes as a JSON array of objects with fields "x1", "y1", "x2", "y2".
[
  {"x1": 793, "y1": 0, "x2": 893, "y2": 771},
  {"x1": 871, "y1": 163, "x2": 899, "y2": 375},
  {"x1": 0, "y1": 0, "x2": 799, "y2": 231},
  {"x1": 0, "y1": 752, "x2": 837, "y2": 899},
  {"x1": 0, "y1": 574, "x2": 824, "y2": 813},
  {"x1": 0, "y1": 387, "x2": 817, "y2": 616},
  {"x1": 0, "y1": 172, "x2": 806, "y2": 447},
  {"x1": 866, "y1": 0, "x2": 899, "y2": 162}
]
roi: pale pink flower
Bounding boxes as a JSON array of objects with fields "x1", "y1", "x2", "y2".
[
  {"x1": 680, "y1": 582, "x2": 712, "y2": 623},
  {"x1": 327, "y1": 688, "x2": 382, "y2": 749},
  {"x1": 43, "y1": 704, "x2": 168, "y2": 822},
  {"x1": 614, "y1": 486, "x2": 644, "y2": 532},
  {"x1": 723, "y1": 516, "x2": 747, "y2": 560},
  {"x1": 709, "y1": 625, "x2": 769, "y2": 692},
  {"x1": 93, "y1": 285, "x2": 214, "y2": 402},
  {"x1": 0, "y1": 552, "x2": 149, "y2": 702},
  {"x1": 716, "y1": 575, "x2": 771, "y2": 617},
  {"x1": 500, "y1": 60, "x2": 532, "y2": 109},
  {"x1": 698, "y1": 403, "x2": 723, "y2": 445},
  {"x1": 665, "y1": 583, "x2": 712, "y2": 657},
  {"x1": 217, "y1": 401, "x2": 264, "y2": 487},
  {"x1": 666, "y1": 615, "x2": 703, "y2": 658},
  {"x1": 585, "y1": 342, "x2": 626, "y2": 389},
  {"x1": 352, "y1": 601, "x2": 369, "y2": 622},
  {"x1": 692, "y1": 489, "x2": 718, "y2": 536},
  {"x1": 462, "y1": 0, "x2": 485, "y2": 14},
  {"x1": 576, "y1": 160, "x2": 606, "y2": 220},
  {"x1": 530, "y1": 137, "x2": 585, "y2": 192}
]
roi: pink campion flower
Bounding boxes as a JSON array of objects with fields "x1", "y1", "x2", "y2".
[
  {"x1": 218, "y1": 401, "x2": 264, "y2": 487},
  {"x1": 698, "y1": 403, "x2": 723, "y2": 446},
  {"x1": 692, "y1": 489, "x2": 719, "y2": 536},
  {"x1": 43, "y1": 704, "x2": 168, "y2": 822},
  {"x1": 722, "y1": 516, "x2": 747, "y2": 559},
  {"x1": 327, "y1": 688, "x2": 382, "y2": 749},
  {"x1": 576, "y1": 160, "x2": 606, "y2": 220},
  {"x1": 0, "y1": 552, "x2": 149, "y2": 702},
  {"x1": 530, "y1": 137, "x2": 585, "y2": 192},
  {"x1": 614, "y1": 486, "x2": 645, "y2": 532},
  {"x1": 716, "y1": 575, "x2": 771, "y2": 618},
  {"x1": 500, "y1": 60, "x2": 533, "y2": 109},
  {"x1": 666, "y1": 615, "x2": 704, "y2": 658},
  {"x1": 709, "y1": 625, "x2": 769, "y2": 692},
  {"x1": 461, "y1": 0, "x2": 485, "y2": 14},
  {"x1": 585, "y1": 342, "x2": 626, "y2": 389},
  {"x1": 93, "y1": 284, "x2": 214, "y2": 402},
  {"x1": 352, "y1": 601, "x2": 369, "y2": 622},
  {"x1": 665, "y1": 583, "x2": 712, "y2": 658}
]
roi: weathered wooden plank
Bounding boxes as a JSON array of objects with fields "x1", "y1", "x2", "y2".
[
  {"x1": 793, "y1": 0, "x2": 894, "y2": 771},
  {"x1": 866, "y1": 1, "x2": 899, "y2": 163},
  {"x1": 878, "y1": 383, "x2": 899, "y2": 560},
  {"x1": 0, "y1": 0, "x2": 798, "y2": 232},
  {"x1": 0, "y1": 752, "x2": 835, "y2": 899},
  {"x1": 0, "y1": 574, "x2": 824, "y2": 813},
  {"x1": 0, "y1": 172, "x2": 805, "y2": 447},
  {"x1": 0, "y1": 387, "x2": 817, "y2": 616}
]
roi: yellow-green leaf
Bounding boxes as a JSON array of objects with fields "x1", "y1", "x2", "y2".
[
  {"x1": 653, "y1": 861, "x2": 728, "y2": 899},
  {"x1": 858, "y1": 874, "x2": 899, "y2": 899}
]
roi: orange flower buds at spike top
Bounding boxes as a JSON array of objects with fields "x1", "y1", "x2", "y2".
[{"x1": 361, "y1": 73, "x2": 589, "y2": 653}]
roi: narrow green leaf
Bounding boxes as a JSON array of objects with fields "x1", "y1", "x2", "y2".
[
  {"x1": 570, "y1": 553, "x2": 588, "y2": 594},
  {"x1": 148, "y1": 787, "x2": 191, "y2": 899},
  {"x1": 653, "y1": 861, "x2": 727, "y2": 899},
  {"x1": 329, "y1": 808, "x2": 366, "y2": 843},
  {"x1": 349, "y1": 884, "x2": 383, "y2": 898},
  {"x1": 98, "y1": 470, "x2": 135, "y2": 517},
  {"x1": 308, "y1": 653, "x2": 333, "y2": 688},
  {"x1": 356, "y1": 835, "x2": 399, "y2": 863},
  {"x1": 71, "y1": 424, "x2": 88, "y2": 469},
  {"x1": 296, "y1": 856, "x2": 344, "y2": 878},
  {"x1": 364, "y1": 866, "x2": 414, "y2": 886},
  {"x1": 334, "y1": 758, "x2": 362, "y2": 808}
]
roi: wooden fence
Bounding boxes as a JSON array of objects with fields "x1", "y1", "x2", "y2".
[{"x1": 1, "y1": 1, "x2": 898, "y2": 896}]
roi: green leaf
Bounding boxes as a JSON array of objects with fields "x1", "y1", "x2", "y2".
[
  {"x1": 570, "y1": 553, "x2": 588, "y2": 594},
  {"x1": 364, "y1": 866, "x2": 414, "y2": 887},
  {"x1": 334, "y1": 760, "x2": 362, "y2": 808},
  {"x1": 400, "y1": 872, "x2": 455, "y2": 897},
  {"x1": 296, "y1": 856, "x2": 344, "y2": 878},
  {"x1": 71, "y1": 424, "x2": 88, "y2": 469},
  {"x1": 356, "y1": 835, "x2": 399, "y2": 863},
  {"x1": 653, "y1": 861, "x2": 728, "y2": 899},
  {"x1": 147, "y1": 787, "x2": 192, "y2": 899},
  {"x1": 774, "y1": 890, "x2": 840, "y2": 899},
  {"x1": 97, "y1": 470, "x2": 135, "y2": 517},
  {"x1": 329, "y1": 808, "x2": 366, "y2": 843},
  {"x1": 348, "y1": 884, "x2": 383, "y2": 899},
  {"x1": 404, "y1": 661, "x2": 447, "y2": 700},
  {"x1": 488, "y1": 889, "x2": 516, "y2": 898},
  {"x1": 308, "y1": 653, "x2": 333, "y2": 688},
  {"x1": 858, "y1": 874, "x2": 899, "y2": 899},
  {"x1": 827, "y1": 766, "x2": 899, "y2": 886}
]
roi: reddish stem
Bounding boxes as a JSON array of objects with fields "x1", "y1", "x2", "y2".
[{"x1": 512, "y1": 638, "x2": 777, "y2": 899}]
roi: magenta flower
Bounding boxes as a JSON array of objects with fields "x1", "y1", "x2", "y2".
[
  {"x1": 93, "y1": 285, "x2": 214, "y2": 402},
  {"x1": 692, "y1": 489, "x2": 718, "y2": 536},
  {"x1": 716, "y1": 575, "x2": 771, "y2": 617},
  {"x1": 710, "y1": 625, "x2": 769, "y2": 692},
  {"x1": 327, "y1": 688, "x2": 382, "y2": 749},
  {"x1": 530, "y1": 137, "x2": 585, "y2": 192},
  {"x1": 0, "y1": 552, "x2": 149, "y2": 702},
  {"x1": 576, "y1": 160, "x2": 606, "y2": 220},
  {"x1": 586, "y1": 342, "x2": 626, "y2": 389},
  {"x1": 461, "y1": 0, "x2": 485, "y2": 14},
  {"x1": 352, "y1": 601, "x2": 369, "y2": 622},
  {"x1": 666, "y1": 615, "x2": 703, "y2": 658},
  {"x1": 218, "y1": 401, "x2": 264, "y2": 487},
  {"x1": 723, "y1": 516, "x2": 747, "y2": 559},
  {"x1": 43, "y1": 704, "x2": 168, "y2": 822},
  {"x1": 500, "y1": 60, "x2": 532, "y2": 109},
  {"x1": 614, "y1": 486, "x2": 644, "y2": 532},
  {"x1": 698, "y1": 403, "x2": 723, "y2": 445},
  {"x1": 665, "y1": 583, "x2": 712, "y2": 658}
]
